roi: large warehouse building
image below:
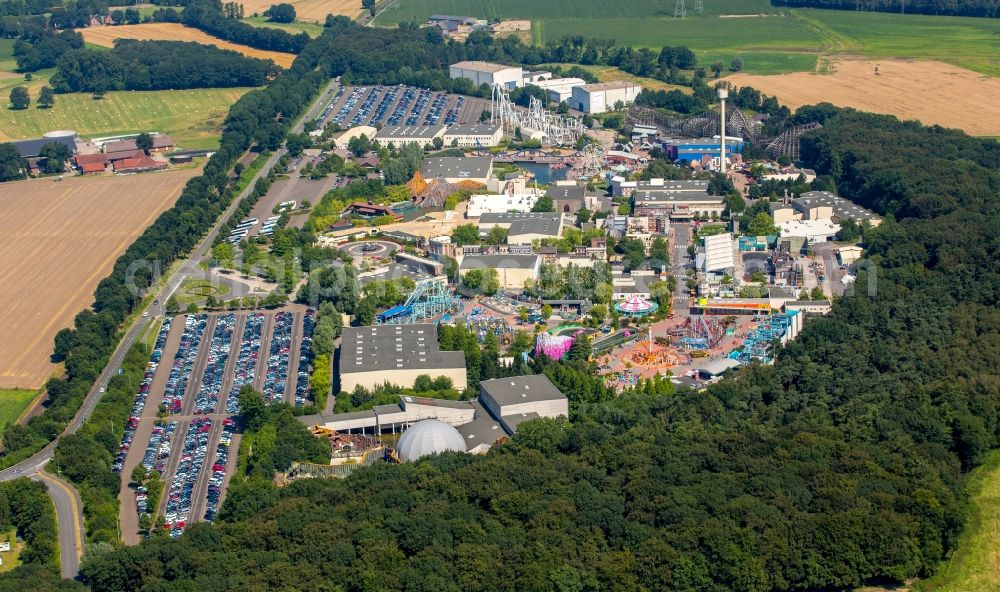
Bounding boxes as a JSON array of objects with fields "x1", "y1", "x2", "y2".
[
  {"x1": 570, "y1": 81, "x2": 642, "y2": 114},
  {"x1": 442, "y1": 123, "x2": 503, "y2": 148},
  {"x1": 373, "y1": 124, "x2": 446, "y2": 149},
  {"x1": 449, "y1": 61, "x2": 523, "y2": 90},
  {"x1": 302, "y1": 375, "x2": 568, "y2": 457},
  {"x1": 339, "y1": 324, "x2": 467, "y2": 392},
  {"x1": 662, "y1": 136, "x2": 744, "y2": 164},
  {"x1": 528, "y1": 77, "x2": 586, "y2": 103},
  {"x1": 460, "y1": 254, "x2": 541, "y2": 290}
]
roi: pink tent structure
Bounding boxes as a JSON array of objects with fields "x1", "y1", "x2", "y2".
[{"x1": 615, "y1": 295, "x2": 658, "y2": 317}]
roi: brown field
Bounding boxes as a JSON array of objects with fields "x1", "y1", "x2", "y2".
[
  {"x1": 80, "y1": 23, "x2": 296, "y2": 68},
  {"x1": 0, "y1": 169, "x2": 200, "y2": 389},
  {"x1": 724, "y1": 57, "x2": 1000, "y2": 137},
  {"x1": 237, "y1": 0, "x2": 362, "y2": 21}
]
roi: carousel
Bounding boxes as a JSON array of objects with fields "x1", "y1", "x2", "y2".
[{"x1": 614, "y1": 294, "x2": 658, "y2": 317}]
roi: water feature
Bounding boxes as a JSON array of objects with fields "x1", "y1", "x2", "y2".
[{"x1": 513, "y1": 161, "x2": 567, "y2": 186}]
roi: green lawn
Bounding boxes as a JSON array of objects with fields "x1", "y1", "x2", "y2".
[
  {"x1": 0, "y1": 389, "x2": 40, "y2": 432},
  {"x1": 242, "y1": 16, "x2": 326, "y2": 37},
  {"x1": 175, "y1": 279, "x2": 232, "y2": 306},
  {"x1": 915, "y1": 450, "x2": 1000, "y2": 591},
  {"x1": 0, "y1": 86, "x2": 252, "y2": 150}
]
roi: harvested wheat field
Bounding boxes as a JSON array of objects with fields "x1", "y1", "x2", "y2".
[
  {"x1": 724, "y1": 57, "x2": 1000, "y2": 137},
  {"x1": 238, "y1": 0, "x2": 362, "y2": 21},
  {"x1": 0, "y1": 169, "x2": 200, "y2": 389},
  {"x1": 80, "y1": 23, "x2": 296, "y2": 67}
]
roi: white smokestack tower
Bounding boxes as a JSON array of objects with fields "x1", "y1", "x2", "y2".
[{"x1": 717, "y1": 88, "x2": 728, "y2": 175}]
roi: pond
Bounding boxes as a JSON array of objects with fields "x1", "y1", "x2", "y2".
[{"x1": 512, "y1": 161, "x2": 567, "y2": 186}]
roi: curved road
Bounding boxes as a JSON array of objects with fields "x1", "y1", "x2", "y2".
[
  {"x1": 0, "y1": 79, "x2": 339, "y2": 577},
  {"x1": 32, "y1": 469, "x2": 84, "y2": 578}
]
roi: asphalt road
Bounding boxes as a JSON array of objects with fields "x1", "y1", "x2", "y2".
[
  {"x1": 33, "y1": 469, "x2": 84, "y2": 578},
  {"x1": 0, "y1": 78, "x2": 339, "y2": 578}
]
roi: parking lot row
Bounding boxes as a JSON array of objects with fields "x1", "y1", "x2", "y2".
[
  {"x1": 113, "y1": 317, "x2": 173, "y2": 473},
  {"x1": 163, "y1": 417, "x2": 213, "y2": 537},
  {"x1": 192, "y1": 314, "x2": 236, "y2": 415},
  {"x1": 162, "y1": 315, "x2": 209, "y2": 414},
  {"x1": 324, "y1": 85, "x2": 469, "y2": 130}
]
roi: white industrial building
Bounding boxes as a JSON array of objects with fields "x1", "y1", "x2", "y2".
[
  {"x1": 702, "y1": 232, "x2": 735, "y2": 273},
  {"x1": 466, "y1": 193, "x2": 539, "y2": 217},
  {"x1": 449, "y1": 61, "x2": 523, "y2": 90},
  {"x1": 460, "y1": 254, "x2": 541, "y2": 290},
  {"x1": 777, "y1": 219, "x2": 841, "y2": 243},
  {"x1": 570, "y1": 81, "x2": 642, "y2": 114},
  {"x1": 373, "y1": 124, "x2": 446, "y2": 149},
  {"x1": 338, "y1": 324, "x2": 467, "y2": 392},
  {"x1": 442, "y1": 123, "x2": 503, "y2": 148},
  {"x1": 528, "y1": 77, "x2": 586, "y2": 103},
  {"x1": 302, "y1": 375, "x2": 568, "y2": 459}
]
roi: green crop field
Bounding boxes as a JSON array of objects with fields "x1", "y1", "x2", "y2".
[
  {"x1": 0, "y1": 84, "x2": 251, "y2": 150},
  {"x1": 242, "y1": 16, "x2": 326, "y2": 37},
  {"x1": 1, "y1": 35, "x2": 251, "y2": 148},
  {"x1": 0, "y1": 389, "x2": 39, "y2": 432},
  {"x1": 375, "y1": 0, "x2": 1000, "y2": 76}
]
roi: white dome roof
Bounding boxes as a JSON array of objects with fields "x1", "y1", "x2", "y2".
[{"x1": 396, "y1": 419, "x2": 466, "y2": 461}]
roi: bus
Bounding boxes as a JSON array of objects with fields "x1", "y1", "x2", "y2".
[{"x1": 236, "y1": 218, "x2": 257, "y2": 228}]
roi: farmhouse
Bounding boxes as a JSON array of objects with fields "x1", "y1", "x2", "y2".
[
  {"x1": 420, "y1": 156, "x2": 493, "y2": 184},
  {"x1": 103, "y1": 134, "x2": 174, "y2": 159},
  {"x1": 75, "y1": 153, "x2": 108, "y2": 175},
  {"x1": 338, "y1": 324, "x2": 467, "y2": 392},
  {"x1": 570, "y1": 81, "x2": 641, "y2": 114},
  {"x1": 442, "y1": 123, "x2": 503, "y2": 148},
  {"x1": 113, "y1": 153, "x2": 168, "y2": 174},
  {"x1": 449, "y1": 61, "x2": 523, "y2": 90},
  {"x1": 427, "y1": 14, "x2": 476, "y2": 32},
  {"x1": 373, "y1": 124, "x2": 446, "y2": 149},
  {"x1": 11, "y1": 132, "x2": 79, "y2": 158}
]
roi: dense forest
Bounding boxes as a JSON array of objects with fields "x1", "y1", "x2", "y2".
[
  {"x1": 51, "y1": 40, "x2": 279, "y2": 92},
  {"x1": 59, "y1": 109, "x2": 1000, "y2": 592},
  {"x1": 772, "y1": 0, "x2": 1000, "y2": 17}
]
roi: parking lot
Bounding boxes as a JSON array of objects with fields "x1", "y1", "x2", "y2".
[
  {"x1": 114, "y1": 306, "x2": 317, "y2": 543},
  {"x1": 319, "y1": 85, "x2": 490, "y2": 130}
]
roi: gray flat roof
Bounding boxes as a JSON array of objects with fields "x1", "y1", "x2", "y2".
[
  {"x1": 478, "y1": 212, "x2": 560, "y2": 224},
  {"x1": 13, "y1": 135, "x2": 77, "y2": 158},
  {"x1": 633, "y1": 190, "x2": 724, "y2": 204},
  {"x1": 508, "y1": 217, "x2": 561, "y2": 237},
  {"x1": 479, "y1": 375, "x2": 566, "y2": 407},
  {"x1": 456, "y1": 403, "x2": 508, "y2": 448},
  {"x1": 340, "y1": 324, "x2": 466, "y2": 375},
  {"x1": 420, "y1": 156, "x2": 493, "y2": 180},
  {"x1": 637, "y1": 179, "x2": 709, "y2": 191},
  {"x1": 403, "y1": 395, "x2": 474, "y2": 409},
  {"x1": 499, "y1": 411, "x2": 539, "y2": 431},
  {"x1": 792, "y1": 191, "x2": 881, "y2": 222},
  {"x1": 451, "y1": 61, "x2": 518, "y2": 73},
  {"x1": 460, "y1": 254, "x2": 540, "y2": 270},
  {"x1": 374, "y1": 124, "x2": 446, "y2": 140},
  {"x1": 545, "y1": 185, "x2": 585, "y2": 201},
  {"x1": 445, "y1": 123, "x2": 501, "y2": 136}
]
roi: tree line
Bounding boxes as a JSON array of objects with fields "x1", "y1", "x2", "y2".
[
  {"x1": 51, "y1": 39, "x2": 280, "y2": 93},
  {"x1": 772, "y1": 0, "x2": 1000, "y2": 17},
  {"x1": 180, "y1": 0, "x2": 309, "y2": 54}
]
